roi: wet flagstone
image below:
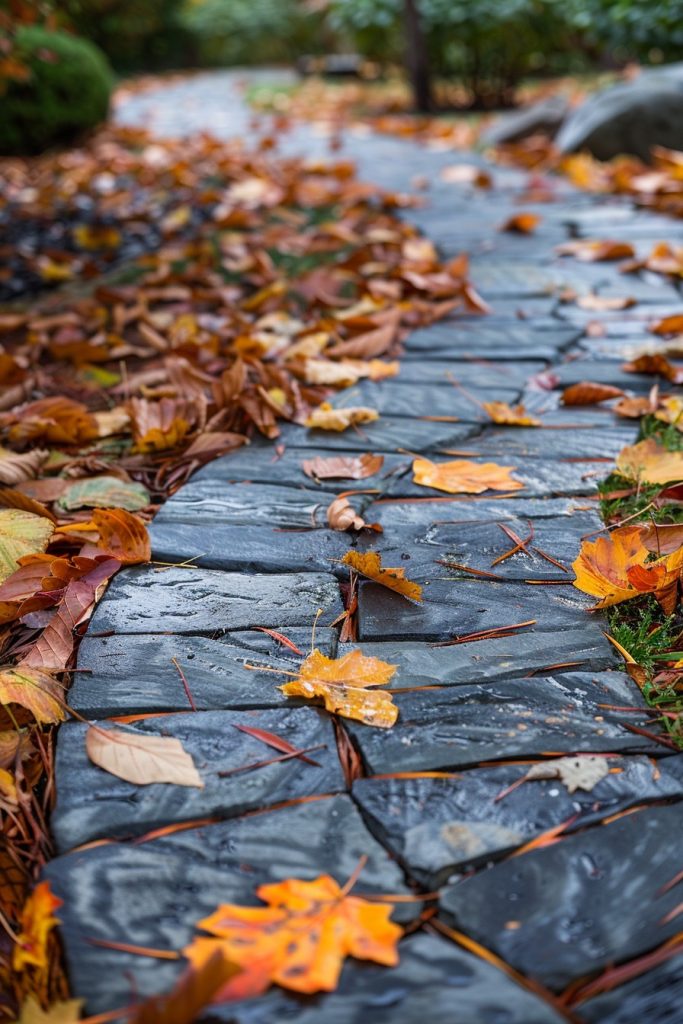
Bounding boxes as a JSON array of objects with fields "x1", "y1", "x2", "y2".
[
  {"x1": 344, "y1": 671, "x2": 657, "y2": 774},
  {"x1": 48, "y1": 71, "x2": 683, "y2": 1018},
  {"x1": 439, "y1": 803, "x2": 683, "y2": 990},
  {"x1": 45, "y1": 795, "x2": 416, "y2": 1014},
  {"x1": 353, "y1": 755, "x2": 683, "y2": 887},
  {"x1": 71, "y1": 628, "x2": 336, "y2": 716},
  {"x1": 52, "y1": 707, "x2": 344, "y2": 850}
]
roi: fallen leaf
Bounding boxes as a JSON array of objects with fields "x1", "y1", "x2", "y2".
[
  {"x1": 412, "y1": 457, "x2": 523, "y2": 494},
  {"x1": 655, "y1": 396, "x2": 683, "y2": 431},
  {"x1": 0, "y1": 509, "x2": 54, "y2": 584},
  {"x1": 522, "y1": 756, "x2": 610, "y2": 794},
  {"x1": 302, "y1": 454, "x2": 384, "y2": 480},
  {"x1": 12, "y1": 881, "x2": 62, "y2": 972},
  {"x1": 0, "y1": 447, "x2": 49, "y2": 486},
  {"x1": 16, "y1": 997, "x2": 83, "y2": 1024},
  {"x1": 572, "y1": 525, "x2": 683, "y2": 608},
  {"x1": 482, "y1": 401, "x2": 540, "y2": 426},
  {"x1": 613, "y1": 396, "x2": 656, "y2": 419},
  {"x1": 576, "y1": 294, "x2": 636, "y2": 311},
  {"x1": 650, "y1": 314, "x2": 683, "y2": 336},
  {"x1": 0, "y1": 666, "x2": 66, "y2": 724},
  {"x1": 562, "y1": 382, "x2": 625, "y2": 405},
  {"x1": 441, "y1": 164, "x2": 492, "y2": 188},
  {"x1": 641, "y1": 522, "x2": 683, "y2": 556},
  {"x1": 305, "y1": 403, "x2": 379, "y2": 432},
  {"x1": 616, "y1": 439, "x2": 683, "y2": 485},
  {"x1": 183, "y1": 873, "x2": 401, "y2": 996},
  {"x1": 85, "y1": 726, "x2": 204, "y2": 787},
  {"x1": 556, "y1": 239, "x2": 635, "y2": 262},
  {"x1": 8, "y1": 397, "x2": 98, "y2": 446},
  {"x1": 91, "y1": 509, "x2": 151, "y2": 564},
  {"x1": 623, "y1": 354, "x2": 683, "y2": 383},
  {"x1": 500, "y1": 212, "x2": 540, "y2": 234},
  {"x1": 129, "y1": 951, "x2": 240, "y2": 1024},
  {"x1": 342, "y1": 550, "x2": 422, "y2": 602},
  {"x1": 326, "y1": 496, "x2": 367, "y2": 532},
  {"x1": 57, "y1": 476, "x2": 150, "y2": 512},
  {"x1": 281, "y1": 647, "x2": 397, "y2": 728}
]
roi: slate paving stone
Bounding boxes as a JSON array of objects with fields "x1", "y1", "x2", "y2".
[
  {"x1": 403, "y1": 322, "x2": 577, "y2": 360},
  {"x1": 353, "y1": 755, "x2": 683, "y2": 886},
  {"x1": 550, "y1": 360, "x2": 655, "y2": 391},
  {"x1": 45, "y1": 795, "x2": 416, "y2": 1014},
  {"x1": 344, "y1": 671, "x2": 657, "y2": 774},
  {"x1": 439, "y1": 803, "x2": 683, "y2": 991},
  {"x1": 342, "y1": 627, "x2": 615, "y2": 688},
  {"x1": 469, "y1": 260, "x2": 612, "y2": 298},
  {"x1": 580, "y1": 953, "x2": 683, "y2": 1023},
  {"x1": 381, "y1": 456, "x2": 612, "y2": 500},
  {"x1": 389, "y1": 356, "x2": 546, "y2": 389},
  {"x1": 52, "y1": 707, "x2": 344, "y2": 851},
  {"x1": 71, "y1": 628, "x2": 336, "y2": 716},
  {"x1": 345, "y1": 380, "x2": 518, "y2": 420},
  {"x1": 193, "y1": 444, "x2": 408, "y2": 492},
  {"x1": 87, "y1": 566, "x2": 343, "y2": 635},
  {"x1": 368, "y1": 495, "x2": 594, "y2": 529},
  {"x1": 357, "y1": 576, "x2": 601, "y2": 642},
  {"x1": 153, "y1": 480, "x2": 339, "y2": 528},
  {"x1": 447, "y1": 424, "x2": 635, "y2": 459},
  {"x1": 150, "y1": 520, "x2": 351, "y2": 575},
  {"x1": 199, "y1": 931, "x2": 567, "y2": 1024},
  {"x1": 276, "y1": 417, "x2": 479, "y2": 453},
  {"x1": 354, "y1": 512, "x2": 598, "y2": 580}
]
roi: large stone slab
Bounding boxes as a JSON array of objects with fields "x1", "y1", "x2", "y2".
[
  {"x1": 447, "y1": 424, "x2": 634, "y2": 459},
  {"x1": 354, "y1": 755, "x2": 683, "y2": 886},
  {"x1": 402, "y1": 321, "x2": 576, "y2": 360},
  {"x1": 344, "y1": 671, "x2": 656, "y2": 773},
  {"x1": 580, "y1": 953, "x2": 683, "y2": 1023},
  {"x1": 204, "y1": 931, "x2": 567, "y2": 1024},
  {"x1": 345, "y1": 380, "x2": 517, "y2": 420},
  {"x1": 342, "y1": 627, "x2": 615, "y2": 689},
  {"x1": 72, "y1": 628, "x2": 336, "y2": 716},
  {"x1": 369, "y1": 495, "x2": 594, "y2": 529},
  {"x1": 87, "y1": 566, "x2": 343, "y2": 635},
  {"x1": 354, "y1": 512, "x2": 598, "y2": 580},
  {"x1": 45, "y1": 795, "x2": 415, "y2": 1014},
  {"x1": 390, "y1": 357, "x2": 547, "y2": 388},
  {"x1": 154, "y1": 480, "x2": 339, "y2": 528},
  {"x1": 52, "y1": 707, "x2": 344, "y2": 850},
  {"x1": 357, "y1": 576, "x2": 600, "y2": 642},
  {"x1": 550, "y1": 360, "x2": 655, "y2": 392},
  {"x1": 150, "y1": 521, "x2": 350, "y2": 575},
  {"x1": 276, "y1": 417, "x2": 478, "y2": 453},
  {"x1": 440, "y1": 803, "x2": 683, "y2": 990}
]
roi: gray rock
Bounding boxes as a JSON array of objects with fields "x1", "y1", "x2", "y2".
[
  {"x1": 71, "y1": 628, "x2": 336, "y2": 716},
  {"x1": 556, "y1": 74, "x2": 683, "y2": 162},
  {"x1": 483, "y1": 95, "x2": 570, "y2": 146},
  {"x1": 440, "y1": 803, "x2": 683, "y2": 990},
  {"x1": 353, "y1": 754, "x2": 683, "y2": 886},
  {"x1": 344, "y1": 671, "x2": 656, "y2": 774},
  {"x1": 52, "y1": 707, "x2": 344, "y2": 850},
  {"x1": 86, "y1": 566, "x2": 343, "y2": 635},
  {"x1": 44, "y1": 796, "x2": 415, "y2": 1014}
]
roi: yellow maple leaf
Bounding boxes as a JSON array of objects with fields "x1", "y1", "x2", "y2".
[
  {"x1": 342, "y1": 550, "x2": 422, "y2": 602},
  {"x1": 281, "y1": 647, "x2": 398, "y2": 728},
  {"x1": 616, "y1": 439, "x2": 683, "y2": 485}
]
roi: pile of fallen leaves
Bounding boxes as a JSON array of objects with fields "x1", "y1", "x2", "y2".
[{"x1": 0, "y1": 122, "x2": 488, "y2": 1018}]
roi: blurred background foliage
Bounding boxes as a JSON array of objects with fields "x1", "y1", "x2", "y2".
[{"x1": 0, "y1": 0, "x2": 681, "y2": 151}]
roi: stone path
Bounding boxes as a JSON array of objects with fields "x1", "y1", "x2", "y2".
[{"x1": 46, "y1": 72, "x2": 683, "y2": 1021}]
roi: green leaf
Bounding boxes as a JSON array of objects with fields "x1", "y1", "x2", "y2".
[{"x1": 57, "y1": 476, "x2": 150, "y2": 512}]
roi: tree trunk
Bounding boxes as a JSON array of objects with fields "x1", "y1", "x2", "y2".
[{"x1": 403, "y1": 0, "x2": 433, "y2": 113}]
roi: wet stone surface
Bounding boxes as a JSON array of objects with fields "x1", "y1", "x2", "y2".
[
  {"x1": 45, "y1": 796, "x2": 416, "y2": 1014},
  {"x1": 353, "y1": 755, "x2": 683, "y2": 887},
  {"x1": 344, "y1": 671, "x2": 657, "y2": 774},
  {"x1": 440, "y1": 803, "x2": 683, "y2": 991},
  {"x1": 580, "y1": 953, "x2": 683, "y2": 1023},
  {"x1": 153, "y1": 480, "x2": 340, "y2": 528},
  {"x1": 52, "y1": 707, "x2": 344, "y2": 850},
  {"x1": 357, "y1": 576, "x2": 602, "y2": 642},
  {"x1": 71, "y1": 628, "x2": 336, "y2": 716},
  {"x1": 87, "y1": 566, "x2": 344, "y2": 634}
]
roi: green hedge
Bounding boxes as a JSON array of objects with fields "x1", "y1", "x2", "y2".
[{"x1": 0, "y1": 27, "x2": 113, "y2": 155}]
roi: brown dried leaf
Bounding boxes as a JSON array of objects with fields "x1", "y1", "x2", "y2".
[
  {"x1": 0, "y1": 666, "x2": 65, "y2": 724},
  {"x1": 500, "y1": 212, "x2": 540, "y2": 234},
  {"x1": 85, "y1": 726, "x2": 204, "y2": 787},
  {"x1": 412, "y1": 457, "x2": 523, "y2": 494},
  {"x1": 562, "y1": 382, "x2": 625, "y2": 406},
  {"x1": 482, "y1": 402, "x2": 540, "y2": 426},
  {"x1": 305, "y1": 403, "x2": 379, "y2": 432},
  {"x1": 302, "y1": 453, "x2": 384, "y2": 481}
]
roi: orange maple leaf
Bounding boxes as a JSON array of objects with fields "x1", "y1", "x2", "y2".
[
  {"x1": 183, "y1": 875, "x2": 401, "y2": 998},
  {"x1": 412, "y1": 457, "x2": 523, "y2": 494},
  {"x1": 342, "y1": 550, "x2": 422, "y2": 602},
  {"x1": 280, "y1": 647, "x2": 398, "y2": 728},
  {"x1": 12, "y1": 881, "x2": 62, "y2": 973},
  {"x1": 482, "y1": 401, "x2": 540, "y2": 426},
  {"x1": 572, "y1": 525, "x2": 683, "y2": 609}
]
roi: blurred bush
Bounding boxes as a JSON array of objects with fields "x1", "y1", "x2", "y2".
[
  {"x1": 0, "y1": 26, "x2": 113, "y2": 154},
  {"x1": 67, "y1": 0, "x2": 191, "y2": 71},
  {"x1": 180, "y1": 0, "x2": 333, "y2": 67}
]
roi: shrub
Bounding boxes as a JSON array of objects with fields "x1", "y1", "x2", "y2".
[
  {"x1": 68, "y1": 0, "x2": 191, "y2": 72},
  {"x1": 0, "y1": 27, "x2": 113, "y2": 155}
]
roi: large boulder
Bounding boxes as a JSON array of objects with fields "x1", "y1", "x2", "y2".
[
  {"x1": 556, "y1": 65, "x2": 683, "y2": 162},
  {"x1": 482, "y1": 95, "x2": 569, "y2": 146}
]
